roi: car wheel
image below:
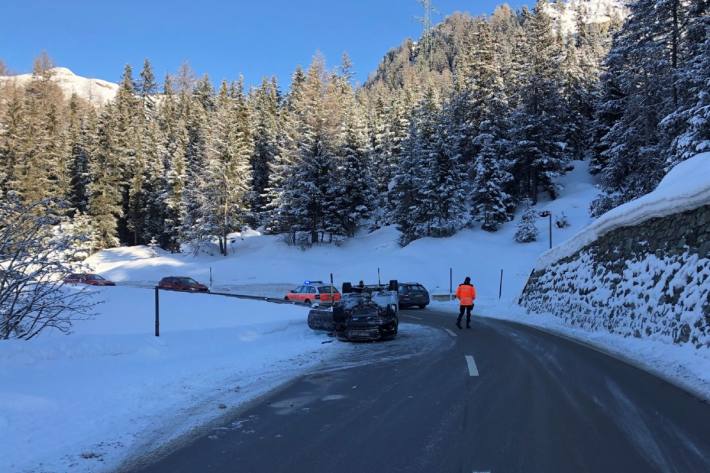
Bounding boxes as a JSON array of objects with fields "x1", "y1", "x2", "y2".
[
  {"x1": 418, "y1": 304, "x2": 427, "y2": 309},
  {"x1": 304, "y1": 299, "x2": 311, "y2": 306}
]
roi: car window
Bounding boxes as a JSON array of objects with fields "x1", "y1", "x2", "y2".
[
  {"x1": 180, "y1": 278, "x2": 196, "y2": 284},
  {"x1": 294, "y1": 286, "x2": 303, "y2": 293},
  {"x1": 318, "y1": 286, "x2": 337, "y2": 293},
  {"x1": 307, "y1": 286, "x2": 317, "y2": 294}
]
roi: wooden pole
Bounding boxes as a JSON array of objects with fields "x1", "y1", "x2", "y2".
[{"x1": 549, "y1": 214, "x2": 553, "y2": 249}]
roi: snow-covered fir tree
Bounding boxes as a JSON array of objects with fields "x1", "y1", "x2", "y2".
[{"x1": 515, "y1": 199, "x2": 539, "y2": 243}]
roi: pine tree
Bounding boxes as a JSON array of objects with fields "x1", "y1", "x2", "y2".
[
  {"x1": 67, "y1": 97, "x2": 95, "y2": 213},
  {"x1": 471, "y1": 121, "x2": 514, "y2": 231},
  {"x1": 138, "y1": 58, "x2": 158, "y2": 115},
  {"x1": 328, "y1": 94, "x2": 374, "y2": 237},
  {"x1": 197, "y1": 80, "x2": 253, "y2": 255},
  {"x1": 158, "y1": 76, "x2": 187, "y2": 251},
  {"x1": 509, "y1": 2, "x2": 566, "y2": 202},
  {"x1": 88, "y1": 105, "x2": 122, "y2": 249},
  {"x1": 515, "y1": 199, "x2": 539, "y2": 243},
  {"x1": 249, "y1": 77, "x2": 281, "y2": 226},
  {"x1": 392, "y1": 87, "x2": 449, "y2": 244}
]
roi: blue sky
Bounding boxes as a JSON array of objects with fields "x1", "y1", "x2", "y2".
[{"x1": 0, "y1": 0, "x2": 528, "y2": 89}]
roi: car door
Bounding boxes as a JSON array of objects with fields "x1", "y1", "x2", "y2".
[
  {"x1": 289, "y1": 286, "x2": 304, "y2": 302},
  {"x1": 305, "y1": 286, "x2": 317, "y2": 303}
]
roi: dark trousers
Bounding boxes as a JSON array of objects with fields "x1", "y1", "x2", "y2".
[{"x1": 457, "y1": 305, "x2": 473, "y2": 325}]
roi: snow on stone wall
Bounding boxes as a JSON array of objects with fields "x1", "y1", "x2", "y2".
[{"x1": 521, "y1": 153, "x2": 710, "y2": 348}]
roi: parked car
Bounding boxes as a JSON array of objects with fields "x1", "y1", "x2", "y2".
[
  {"x1": 285, "y1": 281, "x2": 341, "y2": 306},
  {"x1": 157, "y1": 276, "x2": 209, "y2": 293},
  {"x1": 397, "y1": 282, "x2": 430, "y2": 309},
  {"x1": 64, "y1": 273, "x2": 116, "y2": 286}
]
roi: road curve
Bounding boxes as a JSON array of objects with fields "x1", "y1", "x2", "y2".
[{"x1": 124, "y1": 308, "x2": 710, "y2": 473}]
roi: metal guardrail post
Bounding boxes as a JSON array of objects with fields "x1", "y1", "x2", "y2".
[{"x1": 154, "y1": 286, "x2": 160, "y2": 337}]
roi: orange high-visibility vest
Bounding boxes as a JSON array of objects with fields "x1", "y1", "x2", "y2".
[{"x1": 456, "y1": 284, "x2": 476, "y2": 306}]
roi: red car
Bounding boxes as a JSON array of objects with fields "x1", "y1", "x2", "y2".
[
  {"x1": 285, "y1": 282, "x2": 341, "y2": 306},
  {"x1": 158, "y1": 276, "x2": 209, "y2": 293},
  {"x1": 64, "y1": 273, "x2": 116, "y2": 286}
]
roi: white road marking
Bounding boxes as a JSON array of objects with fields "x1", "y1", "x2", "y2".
[
  {"x1": 465, "y1": 355, "x2": 479, "y2": 377},
  {"x1": 444, "y1": 328, "x2": 458, "y2": 337},
  {"x1": 404, "y1": 314, "x2": 423, "y2": 320},
  {"x1": 472, "y1": 471, "x2": 491, "y2": 473}
]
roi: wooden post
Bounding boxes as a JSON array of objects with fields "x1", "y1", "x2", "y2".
[
  {"x1": 210, "y1": 267, "x2": 213, "y2": 288},
  {"x1": 377, "y1": 267, "x2": 381, "y2": 286},
  {"x1": 499, "y1": 269, "x2": 504, "y2": 299},
  {"x1": 548, "y1": 213, "x2": 553, "y2": 249},
  {"x1": 154, "y1": 286, "x2": 160, "y2": 337}
]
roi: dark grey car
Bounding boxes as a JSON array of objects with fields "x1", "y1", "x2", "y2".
[{"x1": 397, "y1": 283, "x2": 430, "y2": 309}]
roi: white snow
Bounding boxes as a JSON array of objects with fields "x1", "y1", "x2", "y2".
[
  {"x1": 88, "y1": 161, "x2": 600, "y2": 307},
  {"x1": 544, "y1": 0, "x2": 629, "y2": 37},
  {"x1": 537, "y1": 152, "x2": 710, "y2": 270},
  {"x1": 0, "y1": 67, "x2": 119, "y2": 106},
  {"x1": 0, "y1": 287, "x2": 346, "y2": 472},
  {"x1": 5, "y1": 155, "x2": 710, "y2": 471}
]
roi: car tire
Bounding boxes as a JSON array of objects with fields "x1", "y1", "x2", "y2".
[
  {"x1": 418, "y1": 304, "x2": 427, "y2": 309},
  {"x1": 304, "y1": 299, "x2": 311, "y2": 306}
]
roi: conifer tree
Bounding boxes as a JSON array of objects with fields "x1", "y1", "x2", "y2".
[
  {"x1": 515, "y1": 199, "x2": 539, "y2": 243},
  {"x1": 88, "y1": 106, "x2": 122, "y2": 249}
]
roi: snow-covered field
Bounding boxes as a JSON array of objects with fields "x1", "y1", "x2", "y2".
[{"x1": 0, "y1": 288, "x2": 347, "y2": 473}]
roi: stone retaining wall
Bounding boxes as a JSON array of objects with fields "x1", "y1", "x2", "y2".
[{"x1": 520, "y1": 205, "x2": 710, "y2": 347}]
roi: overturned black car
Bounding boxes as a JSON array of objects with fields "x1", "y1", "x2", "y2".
[{"x1": 307, "y1": 281, "x2": 399, "y2": 342}]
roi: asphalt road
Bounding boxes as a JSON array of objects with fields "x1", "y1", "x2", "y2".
[{"x1": 126, "y1": 308, "x2": 710, "y2": 473}]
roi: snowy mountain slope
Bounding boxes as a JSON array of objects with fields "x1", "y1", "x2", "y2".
[
  {"x1": 0, "y1": 67, "x2": 118, "y2": 106},
  {"x1": 87, "y1": 160, "x2": 600, "y2": 305},
  {"x1": 544, "y1": 0, "x2": 629, "y2": 36}
]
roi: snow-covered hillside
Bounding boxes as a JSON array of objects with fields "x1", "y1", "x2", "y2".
[
  {"x1": 0, "y1": 67, "x2": 118, "y2": 106},
  {"x1": 87, "y1": 161, "x2": 600, "y2": 305},
  {"x1": 544, "y1": 0, "x2": 629, "y2": 36},
  {"x1": 538, "y1": 152, "x2": 710, "y2": 269}
]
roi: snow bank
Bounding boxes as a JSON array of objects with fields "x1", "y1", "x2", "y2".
[
  {"x1": 0, "y1": 287, "x2": 344, "y2": 473},
  {"x1": 537, "y1": 152, "x2": 710, "y2": 270}
]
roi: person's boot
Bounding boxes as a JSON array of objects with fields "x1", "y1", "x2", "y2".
[
  {"x1": 456, "y1": 320, "x2": 462, "y2": 329},
  {"x1": 466, "y1": 323, "x2": 471, "y2": 329}
]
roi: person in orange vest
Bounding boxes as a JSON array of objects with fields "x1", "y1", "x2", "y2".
[{"x1": 455, "y1": 277, "x2": 476, "y2": 329}]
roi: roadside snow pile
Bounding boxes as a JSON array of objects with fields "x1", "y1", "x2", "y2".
[
  {"x1": 537, "y1": 152, "x2": 710, "y2": 270},
  {"x1": 0, "y1": 287, "x2": 344, "y2": 473}
]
